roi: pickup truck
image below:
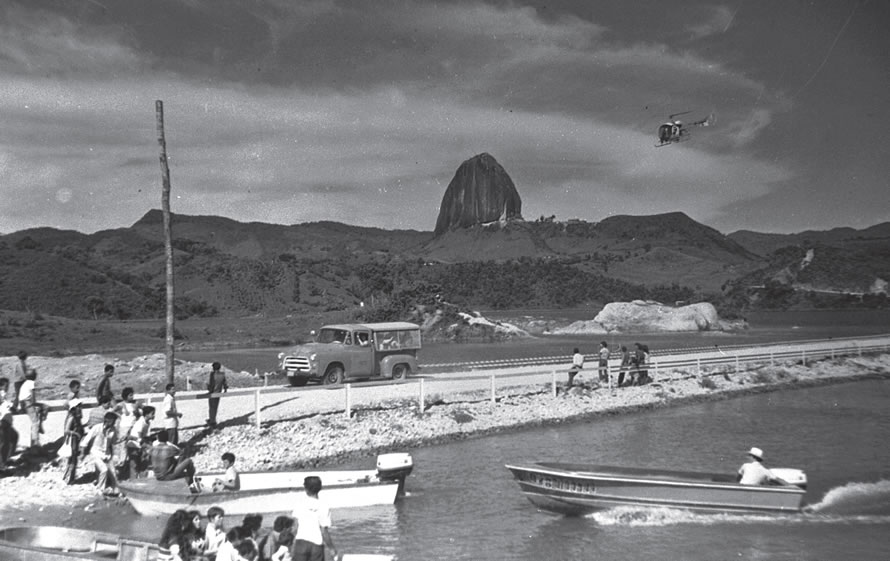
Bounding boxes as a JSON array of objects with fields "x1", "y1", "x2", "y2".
[{"x1": 278, "y1": 321, "x2": 422, "y2": 386}]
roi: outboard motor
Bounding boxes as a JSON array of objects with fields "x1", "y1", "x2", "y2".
[
  {"x1": 376, "y1": 453, "x2": 414, "y2": 496},
  {"x1": 771, "y1": 468, "x2": 807, "y2": 490}
]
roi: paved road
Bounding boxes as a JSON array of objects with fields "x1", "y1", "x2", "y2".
[{"x1": 14, "y1": 335, "x2": 890, "y2": 449}]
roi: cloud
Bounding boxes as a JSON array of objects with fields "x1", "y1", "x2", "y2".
[{"x1": 686, "y1": 5, "x2": 737, "y2": 39}]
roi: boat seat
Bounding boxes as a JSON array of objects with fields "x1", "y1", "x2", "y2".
[{"x1": 117, "y1": 538, "x2": 159, "y2": 561}]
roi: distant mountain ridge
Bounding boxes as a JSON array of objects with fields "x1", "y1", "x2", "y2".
[{"x1": 2, "y1": 208, "x2": 886, "y2": 321}]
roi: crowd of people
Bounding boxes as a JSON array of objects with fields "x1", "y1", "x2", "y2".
[
  {"x1": 566, "y1": 341, "x2": 652, "y2": 388},
  {"x1": 0, "y1": 351, "x2": 231, "y2": 497},
  {"x1": 157, "y1": 475, "x2": 337, "y2": 561}
]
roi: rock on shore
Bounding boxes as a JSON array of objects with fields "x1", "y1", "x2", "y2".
[
  {"x1": 1, "y1": 353, "x2": 887, "y2": 514},
  {"x1": 554, "y1": 300, "x2": 739, "y2": 334}
]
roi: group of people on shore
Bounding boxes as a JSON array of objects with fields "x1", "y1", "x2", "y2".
[
  {"x1": 0, "y1": 351, "x2": 231, "y2": 497},
  {"x1": 159, "y1": 476, "x2": 337, "y2": 561},
  {"x1": 567, "y1": 341, "x2": 652, "y2": 388}
]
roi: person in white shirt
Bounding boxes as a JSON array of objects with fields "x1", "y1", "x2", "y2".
[
  {"x1": 737, "y1": 447, "x2": 786, "y2": 485},
  {"x1": 203, "y1": 506, "x2": 226, "y2": 557},
  {"x1": 213, "y1": 452, "x2": 241, "y2": 491},
  {"x1": 162, "y1": 384, "x2": 182, "y2": 445},
  {"x1": 598, "y1": 341, "x2": 611, "y2": 383},
  {"x1": 567, "y1": 348, "x2": 584, "y2": 388},
  {"x1": 81, "y1": 411, "x2": 120, "y2": 496},
  {"x1": 290, "y1": 476, "x2": 337, "y2": 561}
]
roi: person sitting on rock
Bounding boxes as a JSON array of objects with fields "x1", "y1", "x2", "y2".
[
  {"x1": 212, "y1": 452, "x2": 241, "y2": 491},
  {"x1": 150, "y1": 429, "x2": 199, "y2": 493}
]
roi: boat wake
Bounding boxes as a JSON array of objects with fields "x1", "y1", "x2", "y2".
[
  {"x1": 591, "y1": 480, "x2": 890, "y2": 527},
  {"x1": 805, "y1": 479, "x2": 890, "y2": 517}
]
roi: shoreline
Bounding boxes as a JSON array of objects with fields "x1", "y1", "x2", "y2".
[{"x1": 1, "y1": 353, "x2": 888, "y2": 516}]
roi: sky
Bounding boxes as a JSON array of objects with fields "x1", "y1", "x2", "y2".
[{"x1": 1, "y1": 0, "x2": 888, "y2": 236}]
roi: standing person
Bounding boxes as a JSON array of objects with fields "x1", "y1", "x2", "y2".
[
  {"x1": 636, "y1": 343, "x2": 651, "y2": 385},
  {"x1": 12, "y1": 351, "x2": 29, "y2": 412},
  {"x1": 124, "y1": 405, "x2": 155, "y2": 479},
  {"x1": 290, "y1": 475, "x2": 338, "y2": 561},
  {"x1": 96, "y1": 364, "x2": 115, "y2": 405},
  {"x1": 18, "y1": 368, "x2": 46, "y2": 448},
  {"x1": 149, "y1": 429, "x2": 199, "y2": 493},
  {"x1": 617, "y1": 345, "x2": 632, "y2": 387},
  {"x1": 162, "y1": 384, "x2": 183, "y2": 445},
  {"x1": 206, "y1": 361, "x2": 228, "y2": 427},
  {"x1": 61, "y1": 398, "x2": 86, "y2": 484},
  {"x1": 115, "y1": 387, "x2": 140, "y2": 478},
  {"x1": 566, "y1": 348, "x2": 584, "y2": 388},
  {"x1": 81, "y1": 411, "x2": 120, "y2": 496},
  {"x1": 597, "y1": 341, "x2": 611, "y2": 383},
  {"x1": 204, "y1": 506, "x2": 227, "y2": 558},
  {"x1": 0, "y1": 378, "x2": 19, "y2": 469}
]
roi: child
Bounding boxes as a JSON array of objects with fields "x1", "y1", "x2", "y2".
[
  {"x1": 204, "y1": 506, "x2": 226, "y2": 558},
  {"x1": 66, "y1": 380, "x2": 82, "y2": 409},
  {"x1": 213, "y1": 452, "x2": 241, "y2": 491},
  {"x1": 215, "y1": 526, "x2": 247, "y2": 561},
  {"x1": 162, "y1": 384, "x2": 182, "y2": 445},
  {"x1": 115, "y1": 387, "x2": 140, "y2": 478},
  {"x1": 96, "y1": 364, "x2": 115, "y2": 404}
]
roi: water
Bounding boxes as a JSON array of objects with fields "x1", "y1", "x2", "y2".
[{"x1": 12, "y1": 379, "x2": 888, "y2": 560}]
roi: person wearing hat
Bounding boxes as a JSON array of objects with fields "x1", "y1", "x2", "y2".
[
  {"x1": 62, "y1": 398, "x2": 86, "y2": 485},
  {"x1": 737, "y1": 447, "x2": 786, "y2": 485}
]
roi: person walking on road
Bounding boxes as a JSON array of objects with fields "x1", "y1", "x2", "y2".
[
  {"x1": 206, "y1": 362, "x2": 228, "y2": 428},
  {"x1": 12, "y1": 351, "x2": 29, "y2": 413}
]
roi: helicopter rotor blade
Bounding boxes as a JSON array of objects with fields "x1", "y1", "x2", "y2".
[{"x1": 668, "y1": 111, "x2": 692, "y2": 120}]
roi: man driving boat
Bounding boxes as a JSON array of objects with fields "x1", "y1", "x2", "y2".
[{"x1": 737, "y1": 447, "x2": 787, "y2": 485}]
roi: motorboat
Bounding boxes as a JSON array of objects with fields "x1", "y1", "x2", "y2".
[
  {"x1": 120, "y1": 452, "x2": 413, "y2": 516},
  {"x1": 505, "y1": 462, "x2": 807, "y2": 516},
  {"x1": 0, "y1": 526, "x2": 158, "y2": 561}
]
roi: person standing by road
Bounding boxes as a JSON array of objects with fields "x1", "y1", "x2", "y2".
[
  {"x1": 0, "y1": 378, "x2": 19, "y2": 469},
  {"x1": 206, "y1": 361, "x2": 228, "y2": 428},
  {"x1": 290, "y1": 475, "x2": 338, "y2": 561},
  {"x1": 96, "y1": 364, "x2": 115, "y2": 405},
  {"x1": 18, "y1": 368, "x2": 46, "y2": 448},
  {"x1": 617, "y1": 345, "x2": 632, "y2": 387},
  {"x1": 566, "y1": 348, "x2": 584, "y2": 389},
  {"x1": 61, "y1": 398, "x2": 86, "y2": 484},
  {"x1": 12, "y1": 351, "x2": 29, "y2": 412},
  {"x1": 597, "y1": 341, "x2": 611, "y2": 384},
  {"x1": 162, "y1": 383, "x2": 183, "y2": 445}
]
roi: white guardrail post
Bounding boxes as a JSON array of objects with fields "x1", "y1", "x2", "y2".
[
  {"x1": 490, "y1": 374, "x2": 496, "y2": 404},
  {"x1": 419, "y1": 378, "x2": 425, "y2": 415},
  {"x1": 551, "y1": 370, "x2": 557, "y2": 397},
  {"x1": 254, "y1": 389, "x2": 261, "y2": 429},
  {"x1": 345, "y1": 384, "x2": 352, "y2": 418}
]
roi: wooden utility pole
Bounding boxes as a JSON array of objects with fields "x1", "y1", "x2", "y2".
[{"x1": 156, "y1": 100, "x2": 175, "y2": 386}]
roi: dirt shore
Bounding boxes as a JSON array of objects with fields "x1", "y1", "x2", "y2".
[{"x1": 1, "y1": 352, "x2": 888, "y2": 515}]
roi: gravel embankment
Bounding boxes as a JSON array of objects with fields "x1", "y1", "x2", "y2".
[{"x1": 1, "y1": 353, "x2": 888, "y2": 513}]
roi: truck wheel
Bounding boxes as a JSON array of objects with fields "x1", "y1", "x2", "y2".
[
  {"x1": 323, "y1": 366, "x2": 345, "y2": 385},
  {"x1": 392, "y1": 363, "x2": 410, "y2": 382}
]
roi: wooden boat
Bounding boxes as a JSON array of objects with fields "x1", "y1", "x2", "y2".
[
  {"x1": 0, "y1": 526, "x2": 158, "y2": 561},
  {"x1": 505, "y1": 462, "x2": 807, "y2": 516},
  {"x1": 120, "y1": 452, "x2": 414, "y2": 516}
]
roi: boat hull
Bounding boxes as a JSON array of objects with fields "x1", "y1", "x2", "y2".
[
  {"x1": 0, "y1": 526, "x2": 158, "y2": 561},
  {"x1": 120, "y1": 468, "x2": 400, "y2": 516},
  {"x1": 506, "y1": 463, "x2": 805, "y2": 516}
]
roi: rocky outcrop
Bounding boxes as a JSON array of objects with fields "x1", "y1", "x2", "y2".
[
  {"x1": 434, "y1": 153, "x2": 523, "y2": 236},
  {"x1": 553, "y1": 301, "x2": 735, "y2": 334}
]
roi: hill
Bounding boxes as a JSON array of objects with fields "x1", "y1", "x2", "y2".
[{"x1": 1, "y1": 211, "x2": 887, "y2": 325}]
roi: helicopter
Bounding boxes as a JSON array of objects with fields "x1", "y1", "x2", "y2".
[{"x1": 656, "y1": 111, "x2": 715, "y2": 147}]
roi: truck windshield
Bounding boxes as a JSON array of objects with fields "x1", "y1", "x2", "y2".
[{"x1": 318, "y1": 328, "x2": 350, "y2": 344}]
